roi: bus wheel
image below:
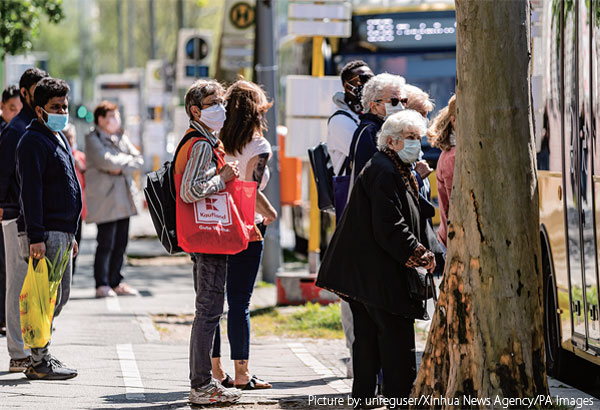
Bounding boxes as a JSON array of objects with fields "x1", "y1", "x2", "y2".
[{"x1": 542, "y1": 235, "x2": 563, "y2": 378}]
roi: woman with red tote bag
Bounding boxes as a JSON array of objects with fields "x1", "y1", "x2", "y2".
[{"x1": 173, "y1": 79, "x2": 244, "y2": 406}]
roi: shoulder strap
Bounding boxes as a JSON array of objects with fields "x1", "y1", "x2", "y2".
[
  {"x1": 173, "y1": 129, "x2": 203, "y2": 162},
  {"x1": 186, "y1": 135, "x2": 226, "y2": 170},
  {"x1": 328, "y1": 109, "x2": 358, "y2": 126}
]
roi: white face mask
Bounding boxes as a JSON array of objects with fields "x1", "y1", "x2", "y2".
[
  {"x1": 385, "y1": 102, "x2": 404, "y2": 119},
  {"x1": 105, "y1": 116, "x2": 121, "y2": 135},
  {"x1": 397, "y1": 139, "x2": 421, "y2": 164},
  {"x1": 200, "y1": 103, "x2": 226, "y2": 132}
]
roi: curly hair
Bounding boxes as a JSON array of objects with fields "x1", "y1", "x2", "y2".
[
  {"x1": 404, "y1": 84, "x2": 434, "y2": 117},
  {"x1": 219, "y1": 79, "x2": 273, "y2": 156},
  {"x1": 361, "y1": 73, "x2": 405, "y2": 113},
  {"x1": 427, "y1": 95, "x2": 456, "y2": 152},
  {"x1": 184, "y1": 79, "x2": 224, "y2": 119}
]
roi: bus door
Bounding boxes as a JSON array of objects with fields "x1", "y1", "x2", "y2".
[
  {"x1": 564, "y1": 2, "x2": 587, "y2": 345},
  {"x1": 586, "y1": 0, "x2": 600, "y2": 350}
]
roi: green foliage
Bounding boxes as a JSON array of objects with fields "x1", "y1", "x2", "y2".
[{"x1": 0, "y1": 0, "x2": 64, "y2": 56}]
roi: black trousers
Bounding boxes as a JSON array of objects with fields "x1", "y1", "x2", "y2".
[
  {"x1": 94, "y1": 218, "x2": 129, "y2": 288},
  {"x1": 349, "y1": 300, "x2": 416, "y2": 405},
  {"x1": 0, "y1": 227, "x2": 5, "y2": 324}
]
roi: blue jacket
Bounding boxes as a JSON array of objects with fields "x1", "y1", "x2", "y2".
[
  {"x1": 347, "y1": 113, "x2": 384, "y2": 182},
  {"x1": 0, "y1": 104, "x2": 37, "y2": 223},
  {"x1": 16, "y1": 119, "x2": 82, "y2": 244}
]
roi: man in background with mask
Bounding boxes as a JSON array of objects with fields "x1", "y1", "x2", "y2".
[
  {"x1": 15, "y1": 77, "x2": 81, "y2": 380},
  {"x1": 85, "y1": 101, "x2": 143, "y2": 298},
  {"x1": 347, "y1": 73, "x2": 407, "y2": 183},
  {"x1": 0, "y1": 67, "x2": 49, "y2": 373},
  {"x1": 327, "y1": 60, "x2": 373, "y2": 177}
]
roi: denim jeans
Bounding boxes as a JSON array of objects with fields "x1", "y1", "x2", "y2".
[
  {"x1": 212, "y1": 226, "x2": 265, "y2": 360},
  {"x1": 94, "y1": 218, "x2": 129, "y2": 288},
  {"x1": 18, "y1": 230, "x2": 74, "y2": 364},
  {"x1": 189, "y1": 253, "x2": 227, "y2": 388}
]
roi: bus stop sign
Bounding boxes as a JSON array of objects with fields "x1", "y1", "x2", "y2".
[{"x1": 230, "y1": 2, "x2": 255, "y2": 30}]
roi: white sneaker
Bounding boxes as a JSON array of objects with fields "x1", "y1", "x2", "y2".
[
  {"x1": 189, "y1": 378, "x2": 242, "y2": 405},
  {"x1": 95, "y1": 286, "x2": 117, "y2": 298}
]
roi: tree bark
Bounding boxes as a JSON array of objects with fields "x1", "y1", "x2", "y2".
[{"x1": 412, "y1": 1, "x2": 549, "y2": 406}]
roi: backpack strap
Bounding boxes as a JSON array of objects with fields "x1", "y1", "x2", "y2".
[
  {"x1": 328, "y1": 109, "x2": 359, "y2": 126},
  {"x1": 186, "y1": 135, "x2": 226, "y2": 170}
]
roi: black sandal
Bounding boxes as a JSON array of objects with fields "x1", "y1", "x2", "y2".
[
  {"x1": 234, "y1": 375, "x2": 272, "y2": 390},
  {"x1": 220, "y1": 373, "x2": 234, "y2": 388}
]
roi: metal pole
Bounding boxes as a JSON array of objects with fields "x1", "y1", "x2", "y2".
[
  {"x1": 78, "y1": 0, "x2": 86, "y2": 102},
  {"x1": 127, "y1": 0, "x2": 135, "y2": 68},
  {"x1": 117, "y1": 0, "x2": 124, "y2": 72},
  {"x1": 149, "y1": 0, "x2": 156, "y2": 60},
  {"x1": 177, "y1": 0, "x2": 184, "y2": 30},
  {"x1": 255, "y1": 0, "x2": 281, "y2": 282}
]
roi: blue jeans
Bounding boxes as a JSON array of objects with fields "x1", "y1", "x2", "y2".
[{"x1": 212, "y1": 226, "x2": 265, "y2": 360}]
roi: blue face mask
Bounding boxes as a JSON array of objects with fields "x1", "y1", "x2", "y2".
[
  {"x1": 398, "y1": 139, "x2": 422, "y2": 164},
  {"x1": 42, "y1": 108, "x2": 69, "y2": 132}
]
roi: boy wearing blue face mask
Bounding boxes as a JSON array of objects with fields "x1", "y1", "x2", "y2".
[{"x1": 15, "y1": 77, "x2": 82, "y2": 381}]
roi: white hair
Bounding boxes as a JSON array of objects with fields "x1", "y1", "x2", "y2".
[
  {"x1": 377, "y1": 109, "x2": 427, "y2": 149},
  {"x1": 361, "y1": 73, "x2": 406, "y2": 113}
]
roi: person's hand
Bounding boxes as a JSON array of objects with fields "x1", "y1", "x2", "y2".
[
  {"x1": 219, "y1": 162, "x2": 239, "y2": 183},
  {"x1": 422, "y1": 250, "x2": 436, "y2": 273},
  {"x1": 415, "y1": 160, "x2": 433, "y2": 179},
  {"x1": 108, "y1": 169, "x2": 122, "y2": 175},
  {"x1": 73, "y1": 240, "x2": 79, "y2": 258},
  {"x1": 30, "y1": 242, "x2": 46, "y2": 260},
  {"x1": 0, "y1": 208, "x2": 3, "y2": 222}
]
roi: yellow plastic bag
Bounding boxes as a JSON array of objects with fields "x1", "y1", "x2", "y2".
[{"x1": 19, "y1": 257, "x2": 56, "y2": 349}]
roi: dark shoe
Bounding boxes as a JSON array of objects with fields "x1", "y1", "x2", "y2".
[
  {"x1": 9, "y1": 356, "x2": 32, "y2": 372},
  {"x1": 234, "y1": 375, "x2": 272, "y2": 390},
  {"x1": 221, "y1": 373, "x2": 234, "y2": 388},
  {"x1": 25, "y1": 356, "x2": 78, "y2": 380}
]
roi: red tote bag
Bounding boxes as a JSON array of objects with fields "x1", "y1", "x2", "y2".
[{"x1": 175, "y1": 138, "x2": 257, "y2": 255}]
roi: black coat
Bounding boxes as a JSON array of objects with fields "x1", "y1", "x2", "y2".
[
  {"x1": 316, "y1": 151, "x2": 440, "y2": 319},
  {"x1": 347, "y1": 113, "x2": 384, "y2": 181},
  {"x1": 16, "y1": 120, "x2": 82, "y2": 244}
]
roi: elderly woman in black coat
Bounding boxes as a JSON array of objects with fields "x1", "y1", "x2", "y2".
[{"x1": 317, "y1": 109, "x2": 440, "y2": 404}]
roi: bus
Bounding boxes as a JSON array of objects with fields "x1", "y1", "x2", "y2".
[
  {"x1": 333, "y1": 2, "x2": 456, "y2": 164},
  {"x1": 537, "y1": 0, "x2": 600, "y2": 376}
]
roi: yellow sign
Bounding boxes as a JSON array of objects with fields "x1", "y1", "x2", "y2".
[{"x1": 230, "y1": 2, "x2": 255, "y2": 30}]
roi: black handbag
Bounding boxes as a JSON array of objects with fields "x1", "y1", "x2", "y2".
[{"x1": 407, "y1": 267, "x2": 437, "y2": 302}]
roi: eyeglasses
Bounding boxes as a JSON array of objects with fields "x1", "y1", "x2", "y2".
[
  {"x1": 375, "y1": 97, "x2": 408, "y2": 107},
  {"x1": 347, "y1": 73, "x2": 373, "y2": 86},
  {"x1": 201, "y1": 98, "x2": 224, "y2": 109}
]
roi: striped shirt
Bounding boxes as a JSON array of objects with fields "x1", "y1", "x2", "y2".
[{"x1": 179, "y1": 121, "x2": 226, "y2": 203}]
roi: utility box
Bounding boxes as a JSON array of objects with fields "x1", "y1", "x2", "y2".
[{"x1": 276, "y1": 271, "x2": 339, "y2": 306}]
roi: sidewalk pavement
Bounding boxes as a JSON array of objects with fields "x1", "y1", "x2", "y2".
[{"x1": 0, "y1": 226, "x2": 598, "y2": 409}]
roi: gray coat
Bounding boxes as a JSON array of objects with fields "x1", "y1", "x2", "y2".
[{"x1": 85, "y1": 128, "x2": 144, "y2": 224}]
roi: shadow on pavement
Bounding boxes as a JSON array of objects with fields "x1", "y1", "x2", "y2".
[{"x1": 100, "y1": 391, "x2": 189, "y2": 408}]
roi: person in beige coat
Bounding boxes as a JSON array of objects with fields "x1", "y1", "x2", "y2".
[{"x1": 85, "y1": 101, "x2": 144, "y2": 298}]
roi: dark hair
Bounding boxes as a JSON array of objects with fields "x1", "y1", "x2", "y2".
[
  {"x1": 19, "y1": 67, "x2": 49, "y2": 103},
  {"x1": 340, "y1": 60, "x2": 369, "y2": 84},
  {"x1": 220, "y1": 79, "x2": 273, "y2": 156},
  {"x1": 2, "y1": 85, "x2": 20, "y2": 103},
  {"x1": 33, "y1": 77, "x2": 70, "y2": 109},
  {"x1": 93, "y1": 100, "x2": 119, "y2": 125}
]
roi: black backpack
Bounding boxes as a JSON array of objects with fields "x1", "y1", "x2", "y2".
[
  {"x1": 143, "y1": 130, "x2": 202, "y2": 254},
  {"x1": 307, "y1": 142, "x2": 335, "y2": 212}
]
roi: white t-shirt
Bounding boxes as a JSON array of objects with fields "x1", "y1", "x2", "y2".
[
  {"x1": 327, "y1": 109, "x2": 359, "y2": 176},
  {"x1": 225, "y1": 136, "x2": 272, "y2": 223}
]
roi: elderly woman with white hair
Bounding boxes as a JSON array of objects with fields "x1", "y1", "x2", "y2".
[
  {"x1": 317, "y1": 109, "x2": 439, "y2": 404},
  {"x1": 344, "y1": 73, "x2": 407, "y2": 181}
]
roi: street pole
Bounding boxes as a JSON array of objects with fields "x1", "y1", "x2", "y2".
[
  {"x1": 127, "y1": 0, "x2": 135, "y2": 68},
  {"x1": 117, "y1": 0, "x2": 124, "y2": 72},
  {"x1": 255, "y1": 0, "x2": 281, "y2": 282},
  {"x1": 149, "y1": 0, "x2": 156, "y2": 60}
]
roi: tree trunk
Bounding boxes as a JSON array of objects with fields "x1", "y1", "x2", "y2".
[{"x1": 412, "y1": 1, "x2": 549, "y2": 406}]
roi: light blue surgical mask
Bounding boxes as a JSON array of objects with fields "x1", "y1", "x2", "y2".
[
  {"x1": 398, "y1": 139, "x2": 421, "y2": 164},
  {"x1": 42, "y1": 108, "x2": 69, "y2": 132}
]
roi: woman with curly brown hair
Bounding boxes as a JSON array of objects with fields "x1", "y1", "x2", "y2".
[
  {"x1": 211, "y1": 79, "x2": 277, "y2": 390},
  {"x1": 427, "y1": 95, "x2": 456, "y2": 247}
]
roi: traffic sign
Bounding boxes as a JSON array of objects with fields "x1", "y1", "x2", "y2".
[
  {"x1": 287, "y1": 1, "x2": 352, "y2": 38},
  {"x1": 230, "y1": 2, "x2": 255, "y2": 30},
  {"x1": 176, "y1": 29, "x2": 212, "y2": 89}
]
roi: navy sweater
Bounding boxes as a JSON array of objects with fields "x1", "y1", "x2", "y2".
[
  {"x1": 347, "y1": 113, "x2": 384, "y2": 182},
  {"x1": 16, "y1": 120, "x2": 82, "y2": 243},
  {"x1": 0, "y1": 105, "x2": 37, "y2": 223}
]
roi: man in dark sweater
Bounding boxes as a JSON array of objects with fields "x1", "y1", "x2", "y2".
[
  {"x1": 0, "y1": 67, "x2": 48, "y2": 372},
  {"x1": 0, "y1": 85, "x2": 23, "y2": 336},
  {"x1": 16, "y1": 77, "x2": 81, "y2": 380}
]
